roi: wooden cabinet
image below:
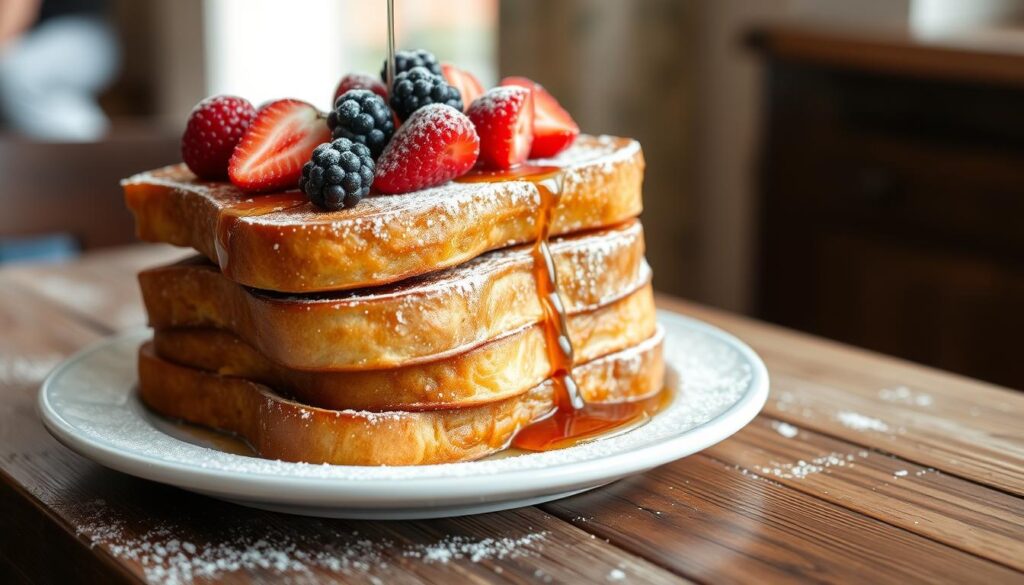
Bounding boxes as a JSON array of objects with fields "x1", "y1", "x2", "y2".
[{"x1": 752, "y1": 27, "x2": 1024, "y2": 389}]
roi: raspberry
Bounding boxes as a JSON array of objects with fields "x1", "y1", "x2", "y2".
[
  {"x1": 389, "y1": 67, "x2": 462, "y2": 122},
  {"x1": 181, "y1": 95, "x2": 256, "y2": 180},
  {"x1": 374, "y1": 104, "x2": 479, "y2": 194},
  {"x1": 300, "y1": 138, "x2": 375, "y2": 210},
  {"x1": 327, "y1": 90, "x2": 395, "y2": 159}
]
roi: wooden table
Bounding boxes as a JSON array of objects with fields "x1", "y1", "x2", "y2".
[{"x1": 1, "y1": 245, "x2": 1022, "y2": 584}]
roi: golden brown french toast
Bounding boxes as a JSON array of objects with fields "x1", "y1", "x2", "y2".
[
  {"x1": 152, "y1": 282, "x2": 656, "y2": 411},
  {"x1": 141, "y1": 221, "x2": 649, "y2": 371},
  {"x1": 138, "y1": 330, "x2": 664, "y2": 466},
  {"x1": 123, "y1": 135, "x2": 643, "y2": 293}
]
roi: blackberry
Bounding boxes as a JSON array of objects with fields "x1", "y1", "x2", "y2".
[
  {"x1": 327, "y1": 90, "x2": 394, "y2": 159},
  {"x1": 389, "y1": 67, "x2": 463, "y2": 122},
  {"x1": 299, "y1": 138, "x2": 375, "y2": 211},
  {"x1": 380, "y1": 49, "x2": 443, "y2": 82}
]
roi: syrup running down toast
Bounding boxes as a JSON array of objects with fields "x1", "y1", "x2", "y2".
[{"x1": 125, "y1": 48, "x2": 664, "y2": 465}]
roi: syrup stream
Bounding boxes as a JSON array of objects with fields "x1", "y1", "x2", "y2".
[
  {"x1": 458, "y1": 166, "x2": 671, "y2": 452},
  {"x1": 385, "y1": 0, "x2": 396, "y2": 93},
  {"x1": 530, "y1": 172, "x2": 585, "y2": 411}
]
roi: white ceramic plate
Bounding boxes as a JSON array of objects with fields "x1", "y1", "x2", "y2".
[{"x1": 38, "y1": 310, "x2": 768, "y2": 519}]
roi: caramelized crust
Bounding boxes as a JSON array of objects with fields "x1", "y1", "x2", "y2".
[
  {"x1": 153, "y1": 283, "x2": 656, "y2": 411},
  {"x1": 138, "y1": 330, "x2": 665, "y2": 466},
  {"x1": 123, "y1": 135, "x2": 644, "y2": 293},
  {"x1": 140, "y1": 222, "x2": 649, "y2": 370}
]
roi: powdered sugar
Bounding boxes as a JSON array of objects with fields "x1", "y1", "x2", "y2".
[
  {"x1": 837, "y1": 411, "x2": 891, "y2": 433},
  {"x1": 465, "y1": 86, "x2": 527, "y2": 116},
  {"x1": 878, "y1": 385, "x2": 933, "y2": 407},
  {"x1": 755, "y1": 451, "x2": 866, "y2": 480},
  {"x1": 403, "y1": 533, "x2": 547, "y2": 564},
  {"x1": 771, "y1": 421, "x2": 799, "y2": 438},
  {"x1": 71, "y1": 499, "x2": 546, "y2": 584}
]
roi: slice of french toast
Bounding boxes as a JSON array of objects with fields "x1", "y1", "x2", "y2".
[
  {"x1": 123, "y1": 135, "x2": 643, "y2": 293},
  {"x1": 152, "y1": 282, "x2": 655, "y2": 411},
  {"x1": 138, "y1": 328, "x2": 664, "y2": 466},
  {"x1": 141, "y1": 221, "x2": 649, "y2": 371}
]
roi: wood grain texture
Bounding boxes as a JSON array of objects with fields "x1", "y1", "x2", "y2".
[
  {"x1": 657, "y1": 293, "x2": 1024, "y2": 496},
  {"x1": 0, "y1": 248, "x2": 1022, "y2": 584},
  {"x1": 707, "y1": 418, "x2": 1024, "y2": 571},
  {"x1": 542, "y1": 456, "x2": 1023, "y2": 584}
]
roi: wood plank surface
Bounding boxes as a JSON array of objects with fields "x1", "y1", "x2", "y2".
[
  {"x1": 542, "y1": 456, "x2": 1022, "y2": 585},
  {"x1": 706, "y1": 418, "x2": 1024, "y2": 571},
  {"x1": 657, "y1": 294, "x2": 1024, "y2": 496},
  {"x1": 1, "y1": 246, "x2": 1022, "y2": 584}
]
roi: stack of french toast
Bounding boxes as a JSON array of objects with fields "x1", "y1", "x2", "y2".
[{"x1": 122, "y1": 53, "x2": 662, "y2": 466}]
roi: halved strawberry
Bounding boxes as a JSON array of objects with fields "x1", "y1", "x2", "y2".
[
  {"x1": 228, "y1": 99, "x2": 331, "y2": 193},
  {"x1": 500, "y1": 76, "x2": 579, "y2": 158},
  {"x1": 333, "y1": 73, "x2": 388, "y2": 104},
  {"x1": 467, "y1": 87, "x2": 534, "y2": 170},
  {"x1": 442, "y1": 64, "x2": 485, "y2": 112},
  {"x1": 374, "y1": 104, "x2": 479, "y2": 194}
]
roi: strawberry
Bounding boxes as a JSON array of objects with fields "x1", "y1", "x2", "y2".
[
  {"x1": 333, "y1": 73, "x2": 388, "y2": 104},
  {"x1": 228, "y1": 99, "x2": 331, "y2": 193},
  {"x1": 467, "y1": 87, "x2": 534, "y2": 170},
  {"x1": 374, "y1": 104, "x2": 479, "y2": 194},
  {"x1": 181, "y1": 95, "x2": 256, "y2": 180},
  {"x1": 442, "y1": 64, "x2": 484, "y2": 111},
  {"x1": 500, "y1": 76, "x2": 579, "y2": 158}
]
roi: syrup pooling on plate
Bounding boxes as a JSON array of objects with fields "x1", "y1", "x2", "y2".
[
  {"x1": 509, "y1": 384, "x2": 673, "y2": 452},
  {"x1": 214, "y1": 192, "x2": 308, "y2": 275}
]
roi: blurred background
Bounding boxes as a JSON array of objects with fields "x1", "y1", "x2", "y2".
[{"x1": 1, "y1": 0, "x2": 1022, "y2": 389}]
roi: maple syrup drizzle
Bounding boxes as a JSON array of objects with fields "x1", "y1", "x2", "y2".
[
  {"x1": 510, "y1": 385, "x2": 673, "y2": 452},
  {"x1": 459, "y1": 165, "x2": 680, "y2": 453},
  {"x1": 213, "y1": 192, "x2": 308, "y2": 276},
  {"x1": 385, "y1": 0, "x2": 396, "y2": 92}
]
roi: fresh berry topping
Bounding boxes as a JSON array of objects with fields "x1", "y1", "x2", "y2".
[
  {"x1": 389, "y1": 67, "x2": 463, "y2": 122},
  {"x1": 327, "y1": 90, "x2": 395, "y2": 159},
  {"x1": 333, "y1": 73, "x2": 388, "y2": 104},
  {"x1": 228, "y1": 99, "x2": 331, "y2": 193},
  {"x1": 181, "y1": 95, "x2": 256, "y2": 180},
  {"x1": 442, "y1": 64, "x2": 484, "y2": 111},
  {"x1": 380, "y1": 49, "x2": 443, "y2": 82},
  {"x1": 300, "y1": 138, "x2": 374, "y2": 210},
  {"x1": 374, "y1": 104, "x2": 479, "y2": 194},
  {"x1": 500, "y1": 77, "x2": 579, "y2": 158},
  {"x1": 467, "y1": 87, "x2": 534, "y2": 170}
]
